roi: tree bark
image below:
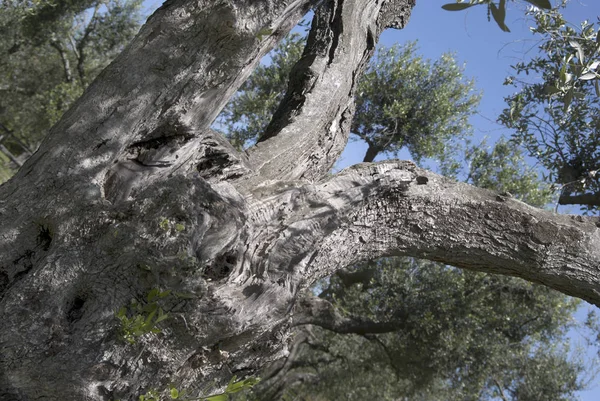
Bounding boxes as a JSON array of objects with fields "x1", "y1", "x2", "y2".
[
  {"x1": 362, "y1": 142, "x2": 381, "y2": 162},
  {"x1": 1, "y1": 0, "x2": 599, "y2": 400}
]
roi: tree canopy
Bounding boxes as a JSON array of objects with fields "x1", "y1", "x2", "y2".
[{"x1": 500, "y1": 2, "x2": 600, "y2": 212}]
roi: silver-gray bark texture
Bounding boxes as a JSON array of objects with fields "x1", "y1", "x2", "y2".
[{"x1": 1, "y1": 0, "x2": 598, "y2": 399}]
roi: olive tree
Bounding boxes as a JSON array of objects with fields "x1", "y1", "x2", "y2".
[{"x1": 1, "y1": 1, "x2": 599, "y2": 400}]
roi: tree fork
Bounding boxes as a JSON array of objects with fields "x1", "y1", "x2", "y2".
[{"x1": 1, "y1": 0, "x2": 599, "y2": 400}]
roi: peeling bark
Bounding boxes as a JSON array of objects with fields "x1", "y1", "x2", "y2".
[{"x1": 0, "y1": 0, "x2": 598, "y2": 399}]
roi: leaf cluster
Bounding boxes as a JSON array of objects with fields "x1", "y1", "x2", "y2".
[
  {"x1": 354, "y1": 42, "x2": 480, "y2": 163},
  {"x1": 442, "y1": 0, "x2": 552, "y2": 32},
  {"x1": 116, "y1": 288, "x2": 170, "y2": 344},
  {"x1": 499, "y1": 3, "x2": 600, "y2": 211}
]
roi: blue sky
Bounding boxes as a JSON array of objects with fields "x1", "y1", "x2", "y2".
[{"x1": 139, "y1": 1, "x2": 599, "y2": 399}]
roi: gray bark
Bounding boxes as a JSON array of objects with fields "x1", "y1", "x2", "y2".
[{"x1": 0, "y1": 0, "x2": 598, "y2": 400}]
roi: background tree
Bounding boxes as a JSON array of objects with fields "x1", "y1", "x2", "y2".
[
  {"x1": 217, "y1": 36, "x2": 480, "y2": 164},
  {"x1": 0, "y1": 0, "x2": 142, "y2": 183},
  {"x1": 260, "y1": 261, "x2": 584, "y2": 401}
]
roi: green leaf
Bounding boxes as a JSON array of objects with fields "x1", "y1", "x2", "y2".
[
  {"x1": 580, "y1": 72, "x2": 597, "y2": 80},
  {"x1": 441, "y1": 3, "x2": 476, "y2": 11},
  {"x1": 174, "y1": 291, "x2": 198, "y2": 299},
  {"x1": 563, "y1": 88, "x2": 574, "y2": 112},
  {"x1": 544, "y1": 85, "x2": 561, "y2": 95},
  {"x1": 523, "y1": 0, "x2": 552, "y2": 9},
  {"x1": 205, "y1": 394, "x2": 228, "y2": 401},
  {"x1": 117, "y1": 306, "x2": 127, "y2": 317},
  {"x1": 256, "y1": 27, "x2": 272, "y2": 41},
  {"x1": 559, "y1": 63, "x2": 567, "y2": 83},
  {"x1": 159, "y1": 218, "x2": 170, "y2": 231},
  {"x1": 490, "y1": 0, "x2": 510, "y2": 32},
  {"x1": 569, "y1": 40, "x2": 585, "y2": 64},
  {"x1": 170, "y1": 387, "x2": 179, "y2": 399},
  {"x1": 226, "y1": 375, "x2": 238, "y2": 390},
  {"x1": 147, "y1": 288, "x2": 160, "y2": 302},
  {"x1": 155, "y1": 309, "x2": 169, "y2": 324},
  {"x1": 595, "y1": 79, "x2": 600, "y2": 97},
  {"x1": 143, "y1": 308, "x2": 157, "y2": 328}
]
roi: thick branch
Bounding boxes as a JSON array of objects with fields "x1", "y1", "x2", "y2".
[
  {"x1": 559, "y1": 192, "x2": 600, "y2": 207},
  {"x1": 5, "y1": 0, "x2": 313, "y2": 198},
  {"x1": 245, "y1": 0, "x2": 415, "y2": 183},
  {"x1": 284, "y1": 161, "x2": 600, "y2": 306}
]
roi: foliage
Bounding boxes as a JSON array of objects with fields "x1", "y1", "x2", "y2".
[
  {"x1": 268, "y1": 260, "x2": 585, "y2": 401},
  {"x1": 499, "y1": 2, "x2": 600, "y2": 211},
  {"x1": 139, "y1": 388, "x2": 161, "y2": 401},
  {"x1": 440, "y1": 137, "x2": 555, "y2": 208},
  {"x1": 201, "y1": 376, "x2": 261, "y2": 401},
  {"x1": 216, "y1": 37, "x2": 480, "y2": 164},
  {"x1": 0, "y1": 0, "x2": 142, "y2": 183},
  {"x1": 442, "y1": 0, "x2": 552, "y2": 32},
  {"x1": 353, "y1": 42, "x2": 480, "y2": 163},
  {"x1": 116, "y1": 288, "x2": 170, "y2": 344},
  {"x1": 137, "y1": 376, "x2": 260, "y2": 401}
]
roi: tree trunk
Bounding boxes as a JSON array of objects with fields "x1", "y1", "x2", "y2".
[
  {"x1": 1, "y1": 0, "x2": 599, "y2": 400},
  {"x1": 362, "y1": 142, "x2": 381, "y2": 163}
]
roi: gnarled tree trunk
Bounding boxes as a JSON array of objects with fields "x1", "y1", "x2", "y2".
[{"x1": 1, "y1": 0, "x2": 599, "y2": 399}]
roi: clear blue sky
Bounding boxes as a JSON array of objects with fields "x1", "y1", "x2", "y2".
[{"x1": 140, "y1": 1, "x2": 599, "y2": 399}]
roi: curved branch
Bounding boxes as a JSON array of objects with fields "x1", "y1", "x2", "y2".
[
  {"x1": 290, "y1": 161, "x2": 600, "y2": 307},
  {"x1": 245, "y1": 0, "x2": 415, "y2": 183}
]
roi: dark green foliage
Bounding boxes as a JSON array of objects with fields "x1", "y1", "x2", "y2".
[
  {"x1": 440, "y1": 137, "x2": 555, "y2": 208},
  {"x1": 290, "y1": 260, "x2": 583, "y2": 401}
]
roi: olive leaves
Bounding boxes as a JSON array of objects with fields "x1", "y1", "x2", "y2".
[{"x1": 442, "y1": 0, "x2": 552, "y2": 32}]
